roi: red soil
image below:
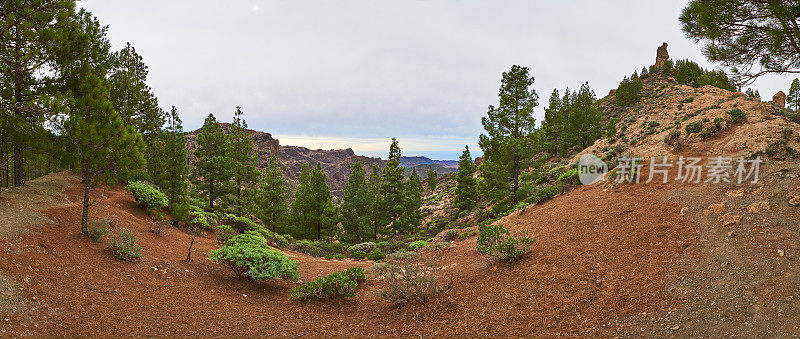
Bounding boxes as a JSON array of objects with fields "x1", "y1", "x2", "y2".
[{"x1": 0, "y1": 172, "x2": 690, "y2": 337}]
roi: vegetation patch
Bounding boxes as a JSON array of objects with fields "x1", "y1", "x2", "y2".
[
  {"x1": 290, "y1": 267, "x2": 367, "y2": 300},
  {"x1": 127, "y1": 181, "x2": 168, "y2": 210},
  {"x1": 476, "y1": 223, "x2": 534, "y2": 261},
  {"x1": 208, "y1": 232, "x2": 299, "y2": 281}
]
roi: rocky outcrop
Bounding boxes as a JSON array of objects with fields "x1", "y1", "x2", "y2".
[
  {"x1": 773, "y1": 91, "x2": 786, "y2": 108},
  {"x1": 654, "y1": 42, "x2": 669, "y2": 68}
]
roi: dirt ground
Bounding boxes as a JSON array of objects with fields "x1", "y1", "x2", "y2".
[{"x1": 0, "y1": 168, "x2": 798, "y2": 337}]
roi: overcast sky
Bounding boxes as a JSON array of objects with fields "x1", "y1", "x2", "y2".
[{"x1": 79, "y1": 0, "x2": 792, "y2": 159}]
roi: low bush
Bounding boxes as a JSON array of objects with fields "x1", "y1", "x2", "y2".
[
  {"x1": 664, "y1": 129, "x2": 681, "y2": 145},
  {"x1": 290, "y1": 267, "x2": 367, "y2": 300},
  {"x1": 188, "y1": 211, "x2": 217, "y2": 230},
  {"x1": 352, "y1": 250, "x2": 367, "y2": 260},
  {"x1": 700, "y1": 119, "x2": 724, "y2": 139},
  {"x1": 782, "y1": 127, "x2": 794, "y2": 141},
  {"x1": 408, "y1": 240, "x2": 429, "y2": 250},
  {"x1": 215, "y1": 224, "x2": 237, "y2": 245},
  {"x1": 222, "y1": 214, "x2": 260, "y2": 233},
  {"x1": 111, "y1": 228, "x2": 142, "y2": 261},
  {"x1": 347, "y1": 242, "x2": 376, "y2": 254},
  {"x1": 251, "y1": 226, "x2": 289, "y2": 248},
  {"x1": 367, "y1": 250, "x2": 386, "y2": 261},
  {"x1": 728, "y1": 108, "x2": 747, "y2": 124},
  {"x1": 555, "y1": 168, "x2": 579, "y2": 185},
  {"x1": 126, "y1": 181, "x2": 168, "y2": 210},
  {"x1": 294, "y1": 240, "x2": 323, "y2": 256},
  {"x1": 476, "y1": 223, "x2": 534, "y2": 261},
  {"x1": 87, "y1": 219, "x2": 110, "y2": 241},
  {"x1": 685, "y1": 121, "x2": 703, "y2": 134},
  {"x1": 526, "y1": 185, "x2": 560, "y2": 205},
  {"x1": 371, "y1": 250, "x2": 452, "y2": 303},
  {"x1": 208, "y1": 232, "x2": 299, "y2": 281}
]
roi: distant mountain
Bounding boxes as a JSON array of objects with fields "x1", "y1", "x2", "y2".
[
  {"x1": 399, "y1": 156, "x2": 459, "y2": 169},
  {"x1": 184, "y1": 125, "x2": 456, "y2": 198}
]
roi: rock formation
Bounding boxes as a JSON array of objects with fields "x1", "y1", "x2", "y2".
[
  {"x1": 654, "y1": 42, "x2": 669, "y2": 68},
  {"x1": 773, "y1": 91, "x2": 786, "y2": 108}
]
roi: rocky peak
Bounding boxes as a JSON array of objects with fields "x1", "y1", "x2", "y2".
[
  {"x1": 654, "y1": 42, "x2": 669, "y2": 68},
  {"x1": 773, "y1": 91, "x2": 786, "y2": 108}
]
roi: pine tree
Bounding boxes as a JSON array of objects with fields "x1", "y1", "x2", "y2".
[
  {"x1": 191, "y1": 114, "x2": 233, "y2": 210},
  {"x1": 454, "y1": 145, "x2": 477, "y2": 211},
  {"x1": 540, "y1": 89, "x2": 565, "y2": 155},
  {"x1": 398, "y1": 169, "x2": 422, "y2": 235},
  {"x1": 615, "y1": 75, "x2": 642, "y2": 107},
  {"x1": 367, "y1": 162, "x2": 383, "y2": 240},
  {"x1": 681, "y1": 1, "x2": 800, "y2": 84},
  {"x1": 64, "y1": 71, "x2": 146, "y2": 235},
  {"x1": 380, "y1": 138, "x2": 405, "y2": 236},
  {"x1": 250, "y1": 155, "x2": 288, "y2": 233},
  {"x1": 0, "y1": 0, "x2": 75, "y2": 187},
  {"x1": 108, "y1": 42, "x2": 164, "y2": 135},
  {"x1": 606, "y1": 118, "x2": 618, "y2": 141},
  {"x1": 478, "y1": 65, "x2": 538, "y2": 206},
  {"x1": 340, "y1": 160, "x2": 371, "y2": 243},
  {"x1": 789, "y1": 79, "x2": 800, "y2": 111},
  {"x1": 228, "y1": 106, "x2": 259, "y2": 212},
  {"x1": 289, "y1": 163, "x2": 334, "y2": 240},
  {"x1": 155, "y1": 106, "x2": 189, "y2": 223},
  {"x1": 425, "y1": 167, "x2": 437, "y2": 190},
  {"x1": 569, "y1": 83, "x2": 602, "y2": 150}
]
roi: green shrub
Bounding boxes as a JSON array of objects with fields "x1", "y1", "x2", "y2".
[
  {"x1": 685, "y1": 121, "x2": 703, "y2": 134},
  {"x1": 526, "y1": 186, "x2": 560, "y2": 205},
  {"x1": 352, "y1": 250, "x2": 367, "y2": 260},
  {"x1": 700, "y1": 119, "x2": 724, "y2": 139},
  {"x1": 347, "y1": 242, "x2": 376, "y2": 253},
  {"x1": 208, "y1": 232, "x2": 299, "y2": 281},
  {"x1": 215, "y1": 224, "x2": 236, "y2": 245},
  {"x1": 408, "y1": 240, "x2": 429, "y2": 250},
  {"x1": 126, "y1": 181, "x2": 168, "y2": 210},
  {"x1": 250, "y1": 226, "x2": 289, "y2": 248},
  {"x1": 648, "y1": 121, "x2": 660, "y2": 128},
  {"x1": 477, "y1": 223, "x2": 534, "y2": 261},
  {"x1": 782, "y1": 127, "x2": 794, "y2": 140},
  {"x1": 222, "y1": 214, "x2": 260, "y2": 233},
  {"x1": 371, "y1": 250, "x2": 452, "y2": 303},
  {"x1": 111, "y1": 228, "x2": 142, "y2": 261},
  {"x1": 728, "y1": 109, "x2": 747, "y2": 124},
  {"x1": 294, "y1": 240, "x2": 323, "y2": 256},
  {"x1": 555, "y1": 168, "x2": 579, "y2": 185},
  {"x1": 188, "y1": 211, "x2": 217, "y2": 230},
  {"x1": 290, "y1": 267, "x2": 367, "y2": 300},
  {"x1": 87, "y1": 219, "x2": 110, "y2": 242},
  {"x1": 367, "y1": 250, "x2": 386, "y2": 261},
  {"x1": 787, "y1": 112, "x2": 800, "y2": 124}
]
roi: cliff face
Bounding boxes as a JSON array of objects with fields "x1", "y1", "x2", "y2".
[
  {"x1": 185, "y1": 124, "x2": 458, "y2": 198},
  {"x1": 185, "y1": 125, "x2": 384, "y2": 198}
]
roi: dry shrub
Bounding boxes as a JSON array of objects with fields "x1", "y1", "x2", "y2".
[{"x1": 371, "y1": 250, "x2": 452, "y2": 303}]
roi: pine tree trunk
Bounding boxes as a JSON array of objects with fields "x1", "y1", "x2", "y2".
[
  {"x1": 80, "y1": 158, "x2": 91, "y2": 236},
  {"x1": 512, "y1": 155, "x2": 519, "y2": 204},
  {"x1": 13, "y1": 142, "x2": 24, "y2": 187}
]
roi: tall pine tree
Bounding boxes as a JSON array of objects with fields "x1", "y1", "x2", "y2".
[
  {"x1": 788, "y1": 78, "x2": 800, "y2": 111},
  {"x1": 479, "y1": 65, "x2": 538, "y2": 206},
  {"x1": 249, "y1": 155, "x2": 288, "y2": 233},
  {"x1": 398, "y1": 168, "x2": 422, "y2": 235},
  {"x1": 191, "y1": 114, "x2": 233, "y2": 210},
  {"x1": 228, "y1": 106, "x2": 259, "y2": 213},
  {"x1": 340, "y1": 160, "x2": 371, "y2": 243},
  {"x1": 425, "y1": 167, "x2": 437, "y2": 190},
  {"x1": 380, "y1": 138, "x2": 405, "y2": 236},
  {"x1": 454, "y1": 145, "x2": 477, "y2": 211}
]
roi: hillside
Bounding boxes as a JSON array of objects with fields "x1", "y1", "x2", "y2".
[{"x1": 185, "y1": 124, "x2": 454, "y2": 197}]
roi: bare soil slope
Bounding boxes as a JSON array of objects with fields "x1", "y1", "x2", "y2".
[{"x1": 1, "y1": 171, "x2": 695, "y2": 337}]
